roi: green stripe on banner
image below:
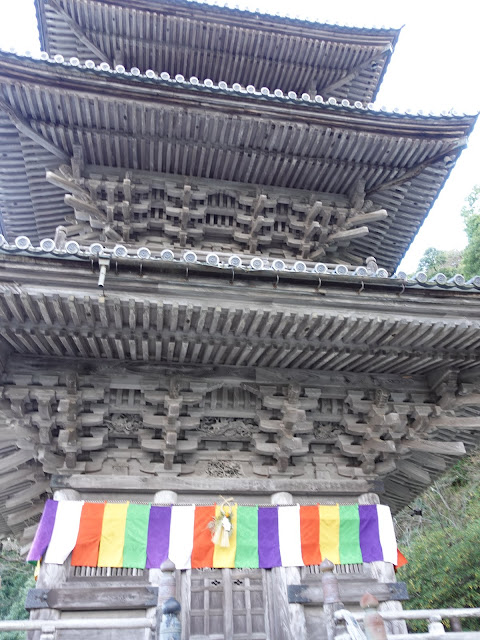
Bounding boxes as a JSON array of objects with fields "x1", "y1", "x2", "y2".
[
  {"x1": 235, "y1": 506, "x2": 259, "y2": 568},
  {"x1": 123, "y1": 504, "x2": 151, "y2": 568},
  {"x1": 339, "y1": 505, "x2": 363, "y2": 564}
]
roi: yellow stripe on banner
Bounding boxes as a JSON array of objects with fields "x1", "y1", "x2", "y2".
[
  {"x1": 319, "y1": 505, "x2": 340, "y2": 565},
  {"x1": 98, "y1": 503, "x2": 129, "y2": 567},
  {"x1": 212, "y1": 504, "x2": 237, "y2": 568}
]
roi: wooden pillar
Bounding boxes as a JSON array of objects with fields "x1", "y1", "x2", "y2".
[
  {"x1": 30, "y1": 489, "x2": 80, "y2": 640},
  {"x1": 157, "y1": 560, "x2": 181, "y2": 640},
  {"x1": 320, "y1": 559, "x2": 344, "y2": 640},
  {"x1": 270, "y1": 492, "x2": 307, "y2": 640},
  {"x1": 0, "y1": 341, "x2": 9, "y2": 373},
  {"x1": 359, "y1": 493, "x2": 407, "y2": 635},
  {"x1": 428, "y1": 615, "x2": 446, "y2": 635}
]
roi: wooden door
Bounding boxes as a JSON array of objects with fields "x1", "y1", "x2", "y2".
[{"x1": 181, "y1": 568, "x2": 271, "y2": 639}]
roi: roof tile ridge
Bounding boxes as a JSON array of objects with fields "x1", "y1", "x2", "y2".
[{"x1": 1, "y1": 48, "x2": 477, "y2": 122}]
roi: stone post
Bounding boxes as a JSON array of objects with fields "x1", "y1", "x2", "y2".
[
  {"x1": 271, "y1": 492, "x2": 307, "y2": 640},
  {"x1": 361, "y1": 593, "x2": 387, "y2": 640},
  {"x1": 321, "y1": 559, "x2": 344, "y2": 640}
]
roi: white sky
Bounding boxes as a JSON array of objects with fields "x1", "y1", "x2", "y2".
[{"x1": 0, "y1": 0, "x2": 479, "y2": 273}]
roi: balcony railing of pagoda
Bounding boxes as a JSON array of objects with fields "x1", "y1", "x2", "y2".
[
  {"x1": 334, "y1": 598, "x2": 480, "y2": 640},
  {"x1": 320, "y1": 560, "x2": 480, "y2": 640}
]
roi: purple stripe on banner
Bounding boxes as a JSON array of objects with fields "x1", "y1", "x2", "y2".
[
  {"x1": 258, "y1": 507, "x2": 281, "y2": 569},
  {"x1": 359, "y1": 505, "x2": 383, "y2": 562},
  {"x1": 146, "y1": 506, "x2": 172, "y2": 569},
  {"x1": 27, "y1": 500, "x2": 58, "y2": 562}
]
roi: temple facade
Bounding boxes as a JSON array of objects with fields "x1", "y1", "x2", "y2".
[{"x1": 0, "y1": 1, "x2": 479, "y2": 638}]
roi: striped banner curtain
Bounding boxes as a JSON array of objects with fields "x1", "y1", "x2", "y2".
[{"x1": 28, "y1": 500, "x2": 398, "y2": 569}]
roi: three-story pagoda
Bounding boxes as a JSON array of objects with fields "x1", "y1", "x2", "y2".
[{"x1": 0, "y1": 2, "x2": 478, "y2": 638}]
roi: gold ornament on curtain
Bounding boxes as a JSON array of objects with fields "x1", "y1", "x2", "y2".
[{"x1": 209, "y1": 496, "x2": 234, "y2": 547}]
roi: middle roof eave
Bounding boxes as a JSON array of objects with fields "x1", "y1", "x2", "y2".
[{"x1": 0, "y1": 53, "x2": 476, "y2": 269}]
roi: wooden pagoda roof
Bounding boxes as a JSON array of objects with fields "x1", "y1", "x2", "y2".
[
  {"x1": 34, "y1": 0, "x2": 400, "y2": 103},
  {"x1": 0, "y1": 52, "x2": 476, "y2": 271},
  {"x1": 1, "y1": 251, "x2": 480, "y2": 539}
]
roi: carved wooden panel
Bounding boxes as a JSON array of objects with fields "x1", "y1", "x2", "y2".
[{"x1": 184, "y1": 569, "x2": 270, "y2": 639}]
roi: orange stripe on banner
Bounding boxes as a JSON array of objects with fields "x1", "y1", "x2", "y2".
[
  {"x1": 71, "y1": 502, "x2": 105, "y2": 567},
  {"x1": 191, "y1": 506, "x2": 216, "y2": 568},
  {"x1": 300, "y1": 505, "x2": 321, "y2": 566},
  {"x1": 395, "y1": 549, "x2": 408, "y2": 569}
]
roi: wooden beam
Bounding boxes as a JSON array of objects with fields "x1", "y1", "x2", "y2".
[
  {"x1": 26, "y1": 587, "x2": 158, "y2": 611},
  {"x1": 328, "y1": 226, "x2": 369, "y2": 242},
  {"x1": 367, "y1": 139, "x2": 468, "y2": 196},
  {"x1": 5, "y1": 480, "x2": 50, "y2": 509},
  {"x1": 346, "y1": 209, "x2": 388, "y2": 228},
  {"x1": 318, "y1": 45, "x2": 392, "y2": 97},
  {"x1": 404, "y1": 440, "x2": 466, "y2": 456},
  {"x1": 430, "y1": 416, "x2": 480, "y2": 429},
  {"x1": 288, "y1": 580, "x2": 408, "y2": 605},
  {"x1": 52, "y1": 473, "x2": 373, "y2": 495},
  {"x1": 0, "y1": 97, "x2": 70, "y2": 162}
]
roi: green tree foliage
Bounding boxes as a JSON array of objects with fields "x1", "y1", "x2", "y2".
[
  {"x1": 0, "y1": 547, "x2": 35, "y2": 640},
  {"x1": 416, "y1": 184, "x2": 480, "y2": 279},
  {"x1": 396, "y1": 452, "x2": 480, "y2": 631},
  {"x1": 461, "y1": 184, "x2": 480, "y2": 278},
  {"x1": 417, "y1": 247, "x2": 464, "y2": 279}
]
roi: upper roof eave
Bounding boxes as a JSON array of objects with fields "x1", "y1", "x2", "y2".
[
  {"x1": 34, "y1": 0, "x2": 402, "y2": 46},
  {"x1": 33, "y1": 0, "x2": 400, "y2": 102}
]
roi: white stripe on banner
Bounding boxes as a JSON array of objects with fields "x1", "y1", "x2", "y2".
[
  {"x1": 278, "y1": 504, "x2": 304, "y2": 567},
  {"x1": 168, "y1": 505, "x2": 195, "y2": 570},
  {"x1": 44, "y1": 501, "x2": 84, "y2": 564},
  {"x1": 377, "y1": 505, "x2": 397, "y2": 564}
]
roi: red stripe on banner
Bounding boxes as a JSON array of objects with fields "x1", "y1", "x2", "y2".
[
  {"x1": 191, "y1": 505, "x2": 216, "y2": 569},
  {"x1": 71, "y1": 502, "x2": 105, "y2": 567},
  {"x1": 395, "y1": 549, "x2": 408, "y2": 570},
  {"x1": 300, "y1": 505, "x2": 321, "y2": 566}
]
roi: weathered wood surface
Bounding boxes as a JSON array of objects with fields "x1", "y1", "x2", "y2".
[
  {"x1": 52, "y1": 474, "x2": 374, "y2": 496},
  {"x1": 183, "y1": 568, "x2": 270, "y2": 639},
  {"x1": 1, "y1": 255, "x2": 480, "y2": 377},
  {"x1": 0, "y1": 52, "x2": 474, "y2": 269},
  {"x1": 288, "y1": 581, "x2": 408, "y2": 605},
  {"x1": 36, "y1": 0, "x2": 398, "y2": 101},
  {"x1": 47, "y1": 166, "x2": 388, "y2": 262},
  {"x1": 25, "y1": 587, "x2": 158, "y2": 611}
]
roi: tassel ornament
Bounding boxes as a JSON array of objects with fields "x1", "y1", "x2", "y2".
[{"x1": 209, "y1": 497, "x2": 235, "y2": 547}]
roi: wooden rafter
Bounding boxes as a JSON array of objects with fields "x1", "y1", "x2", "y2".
[{"x1": 47, "y1": 0, "x2": 112, "y2": 65}]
